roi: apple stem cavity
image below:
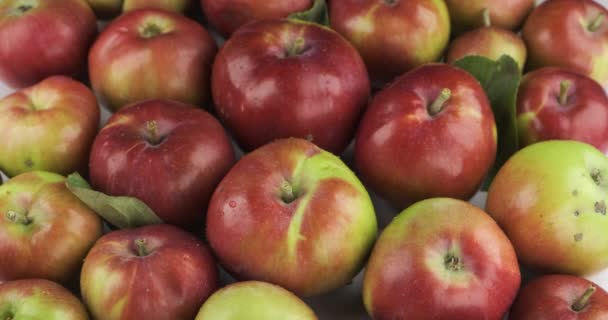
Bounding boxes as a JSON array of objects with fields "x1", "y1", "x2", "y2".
[
  {"x1": 141, "y1": 23, "x2": 163, "y2": 39},
  {"x1": 280, "y1": 180, "x2": 298, "y2": 203},
  {"x1": 444, "y1": 254, "x2": 464, "y2": 272},
  {"x1": 589, "y1": 13, "x2": 605, "y2": 32},
  {"x1": 482, "y1": 8, "x2": 491, "y2": 27},
  {"x1": 134, "y1": 238, "x2": 149, "y2": 257},
  {"x1": 559, "y1": 80, "x2": 572, "y2": 105},
  {"x1": 5, "y1": 210, "x2": 30, "y2": 225},
  {"x1": 428, "y1": 88, "x2": 452, "y2": 116},
  {"x1": 285, "y1": 37, "x2": 307, "y2": 57},
  {"x1": 145, "y1": 120, "x2": 163, "y2": 146},
  {"x1": 572, "y1": 286, "x2": 596, "y2": 312},
  {"x1": 10, "y1": 0, "x2": 38, "y2": 16}
]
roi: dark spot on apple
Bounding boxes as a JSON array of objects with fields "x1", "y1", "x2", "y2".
[
  {"x1": 24, "y1": 158, "x2": 33, "y2": 168},
  {"x1": 573, "y1": 210, "x2": 580, "y2": 217},
  {"x1": 574, "y1": 233, "x2": 583, "y2": 242},
  {"x1": 572, "y1": 190, "x2": 578, "y2": 196},
  {"x1": 383, "y1": 0, "x2": 398, "y2": 6},
  {"x1": 17, "y1": 4, "x2": 33, "y2": 13},
  {"x1": 591, "y1": 168, "x2": 603, "y2": 186},
  {"x1": 594, "y1": 201, "x2": 606, "y2": 215}
]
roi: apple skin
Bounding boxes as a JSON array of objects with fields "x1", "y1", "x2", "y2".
[
  {"x1": 0, "y1": 171, "x2": 103, "y2": 284},
  {"x1": 486, "y1": 140, "x2": 608, "y2": 275},
  {"x1": 200, "y1": 0, "x2": 313, "y2": 37},
  {"x1": 355, "y1": 64, "x2": 497, "y2": 209},
  {"x1": 212, "y1": 19, "x2": 370, "y2": 154},
  {"x1": 195, "y1": 281, "x2": 317, "y2": 320},
  {"x1": 206, "y1": 138, "x2": 378, "y2": 297},
  {"x1": 89, "y1": 8, "x2": 217, "y2": 112},
  {"x1": 509, "y1": 275, "x2": 608, "y2": 320},
  {"x1": 444, "y1": 0, "x2": 535, "y2": 35},
  {"x1": 0, "y1": 0, "x2": 97, "y2": 88},
  {"x1": 517, "y1": 67, "x2": 608, "y2": 153},
  {"x1": 81, "y1": 224, "x2": 218, "y2": 320},
  {"x1": 0, "y1": 279, "x2": 89, "y2": 320},
  {"x1": 446, "y1": 26, "x2": 527, "y2": 71},
  {"x1": 329, "y1": 0, "x2": 451, "y2": 85},
  {"x1": 86, "y1": 0, "x2": 192, "y2": 19},
  {"x1": 363, "y1": 198, "x2": 521, "y2": 320},
  {"x1": 89, "y1": 99, "x2": 235, "y2": 231},
  {"x1": 0, "y1": 76, "x2": 100, "y2": 178},
  {"x1": 523, "y1": 0, "x2": 608, "y2": 87}
]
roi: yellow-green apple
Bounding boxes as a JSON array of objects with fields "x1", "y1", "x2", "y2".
[
  {"x1": 0, "y1": 0, "x2": 97, "y2": 88},
  {"x1": 517, "y1": 67, "x2": 608, "y2": 152},
  {"x1": 89, "y1": 8, "x2": 217, "y2": 112},
  {"x1": 444, "y1": 0, "x2": 535, "y2": 35},
  {"x1": 509, "y1": 275, "x2": 608, "y2": 319},
  {"x1": 487, "y1": 140, "x2": 608, "y2": 275},
  {"x1": 89, "y1": 99, "x2": 235, "y2": 231},
  {"x1": 0, "y1": 279, "x2": 89, "y2": 320},
  {"x1": 212, "y1": 19, "x2": 370, "y2": 154},
  {"x1": 329, "y1": 0, "x2": 450, "y2": 86},
  {"x1": 363, "y1": 198, "x2": 521, "y2": 320},
  {"x1": 355, "y1": 64, "x2": 497, "y2": 209},
  {"x1": 80, "y1": 224, "x2": 218, "y2": 320},
  {"x1": 0, "y1": 76, "x2": 100, "y2": 178},
  {"x1": 206, "y1": 138, "x2": 377, "y2": 297},
  {"x1": 523, "y1": 0, "x2": 608, "y2": 87},
  {"x1": 0, "y1": 171, "x2": 103, "y2": 283},
  {"x1": 195, "y1": 281, "x2": 317, "y2": 320},
  {"x1": 86, "y1": 0, "x2": 192, "y2": 19},
  {"x1": 200, "y1": 0, "x2": 313, "y2": 37}
]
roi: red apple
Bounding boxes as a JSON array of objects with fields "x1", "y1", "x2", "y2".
[
  {"x1": 206, "y1": 138, "x2": 378, "y2": 297},
  {"x1": 523, "y1": 0, "x2": 608, "y2": 87},
  {"x1": 363, "y1": 198, "x2": 521, "y2": 320},
  {"x1": 81, "y1": 224, "x2": 218, "y2": 320},
  {"x1": 329, "y1": 0, "x2": 451, "y2": 85},
  {"x1": 0, "y1": 0, "x2": 97, "y2": 88},
  {"x1": 87, "y1": 0, "x2": 192, "y2": 19},
  {"x1": 355, "y1": 64, "x2": 497, "y2": 209},
  {"x1": 89, "y1": 8, "x2": 217, "y2": 112},
  {"x1": 509, "y1": 275, "x2": 608, "y2": 319},
  {"x1": 212, "y1": 19, "x2": 370, "y2": 154},
  {"x1": 0, "y1": 279, "x2": 89, "y2": 320},
  {"x1": 517, "y1": 67, "x2": 608, "y2": 153},
  {"x1": 0, "y1": 76, "x2": 100, "y2": 178},
  {"x1": 89, "y1": 99, "x2": 235, "y2": 231},
  {"x1": 444, "y1": 0, "x2": 535, "y2": 35},
  {"x1": 200, "y1": 0, "x2": 313, "y2": 37},
  {"x1": 0, "y1": 171, "x2": 103, "y2": 283}
]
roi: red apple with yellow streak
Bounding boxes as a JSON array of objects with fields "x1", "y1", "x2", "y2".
[
  {"x1": 444, "y1": 0, "x2": 535, "y2": 35},
  {"x1": 86, "y1": 0, "x2": 192, "y2": 19}
]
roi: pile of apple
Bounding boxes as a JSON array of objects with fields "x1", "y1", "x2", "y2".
[{"x1": 0, "y1": 0, "x2": 607, "y2": 319}]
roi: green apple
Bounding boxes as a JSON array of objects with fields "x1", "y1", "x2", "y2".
[{"x1": 487, "y1": 140, "x2": 608, "y2": 275}]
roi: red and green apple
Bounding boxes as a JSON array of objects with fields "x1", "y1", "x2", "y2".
[
  {"x1": 444, "y1": 0, "x2": 535, "y2": 35},
  {"x1": 87, "y1": 0, "x2": 192, "y2": 19}
]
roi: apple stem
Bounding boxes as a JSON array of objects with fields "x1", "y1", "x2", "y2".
[
  {"x1": 559, "y1": 80, "x2": 572, "y2": 105},
  {"x1": 286, "y1": 37, "x2": 307, "y2": 57},
  {"x1": 141, "y1": 23, "x2": 163, "y2": 39},
  {"x1": 428, "y1": 88, "x2": 452, "y2": 116},
  {"x1": 5, "y1": 210, "x2": 30, "y2": 225},
  {"x1": 482, "y1": 8, "x2": 491, "y2": 27},
  {"x1": 589, "y1": 13, "x2": 604, "y2": 32},
  {"x1": 572, "y1": 286, "x2": 596, "y2": 312},
  {"x1": 146, "y1": 120, "x2": 159, "y2": 144},
  {"x1": 134, "y1": 239, "x2": 148, "y2": 257},
  {"x1": 444, "y1": 255, "x2": 464, "y2": 271},
  {"x1": 280, "y1": 180, "x2": 297, "y2": 203}
]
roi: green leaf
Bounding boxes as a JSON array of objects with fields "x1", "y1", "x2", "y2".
[
  {"x1": 454, "y1": 55, "x2": 521, "y2": 190},
  {"x1": 66, "y1": 173, "x2": 163, "y2": 229},
  {"x1": 288, "y1": 0, "x2": 330, "y2": 27}
]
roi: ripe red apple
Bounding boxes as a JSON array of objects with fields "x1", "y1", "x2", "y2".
[
  {"x1": 444, "y1": 0, "x2": 535, "y2": 35},
  {"x1": 355, "y1": 64, "x2": 497, "y2": 209},
  {"x1": 206, "y1": 138, "x2": 378, "y2": 297},
  {"x1": 509, "y1": 275, "x2": 608, "y2": 319},
  {"x1": 329, "y1": 0, "x2": 451, "y2": 85},
  {"x1": 0, "y1": 0, "x2": 97, "y2": 88},
  {"x1": 89, "y1": 8, "x2": 217, "y2": 112},
  {"x1": 363, "y1": 198, "x2": 521, "y2": 319},
  {"x1": 0, "y1": 171, "x2": 103, "y2": 283},
  {"x1": 87, "y1": 0, "x2": 192, "y2": 19},
  {"x1": 200, "y1": 0, "x2": 313, "y2": 37},
  {"x1": 89, "y1": 99, "x2": 235, "y2": 231},
  {"x1": 523, "y1": 0, "x2": 608, "y2": 87},
  {"x1": 0, "y1": 76, "x2": 100, "y2": 178},
  {"x1": 81, "y1": 224, "x2": 218, "y2": 320},
  {"x1": 517, "y1": 67, "x2": 608, "y2": 152},
  {"x1": 212, "y1": 19, "x2": 370, "y2": 154},
  {"x1": 0, "y1": 279, "x2": 89, "y2": 320}
]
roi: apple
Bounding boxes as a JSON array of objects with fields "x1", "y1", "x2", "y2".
[
  {"x1": 89, "y1": 8, "x2": 217, "y2": 112},
  {"x1": 444, "y1": 0, "x2": 535, "y2": 35},
  {"x1": 509, "y1": 275, "x2": 608, "y2": 319},
  {"x1": 0, "y1": 279, "x2": 89, "y2": 320},
  {"x1": 200, "y1": 0, "x2": 313, "y2": 37},
  {"x1": 195, "y1": 281, "x2": 317, "y2": 320},
  {"x1": 329, "y1": 0, "x2": 451, "y2": 86},
  {"x1": 87, "y1": 0, "x2": 192, "y2": 19},
  {"x1": 89, "y1": 99, "x2": 235, "y2": 231},
  {"x1": 517, "y1": 67, "x2": 608, "y2": 153},
  {"x1": 0, "y1": 0, "x2": 97, "y2": 88},
  {"x1": 363, "y1": 198, "x2": 521, "y2": 319},
  {"x1": 0, "y1": 76, "x2": 100, "y2": 178},
  {"x1": 212, "y1": 19, "x2": 370, "y2": 154},
  {"x1": 355, "y1": 64, "x2": 497, "y2": 209},
  {"x1": 81, "y1": 224, "x2": 218, "y2": 320},
  {"x1": 523, "y1": 0, "x2": 608, "y2": 87},
  {"x1": 486, "y1": 140, "x2": 608, "y2": 275},
  {"x1": 0, "y1": 171, "x2": 103, "y2": 283},
  {"x1": 206, "y1": 138, "x2": 377, "y2": 297}
]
